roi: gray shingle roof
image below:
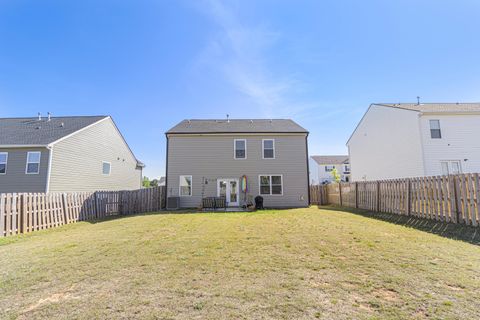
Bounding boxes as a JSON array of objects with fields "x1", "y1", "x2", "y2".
[
  {"x1": 0, "y1": 116, "x2": 108, "y2": 145},
  {"x1": 166, "y1": 119, "x2": 308, "y2": 134},
  {"x1": 375, "y1": 103, "x2": 480, "y2": 113},
  {"x1": 311, "y1": 155, "x2": 349, "y2": 165}
]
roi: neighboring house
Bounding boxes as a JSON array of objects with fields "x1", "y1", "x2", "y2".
[
  {"x1": 158, "y1": 176, "x2": 166, "y2": 186},
  {"x1": 309, "y1": 155, "x2": 350, "y2": 184},
  {"x1": 347, "y1": 103, "x2": 480, "y2": 181},
  {"x1": 165, "y1": 119, "x2": 309, "y2": 208},
  {"x1": 0, "y1": 115, "x2": 144, "y2": 193}
]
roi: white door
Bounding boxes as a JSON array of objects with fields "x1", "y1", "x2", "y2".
[
  {"x1": 217, "y1": 178, "x2": 239, "y2": 207},
  {"x1": 440, "y1": 160, "x2": 462, "y2": 175}
]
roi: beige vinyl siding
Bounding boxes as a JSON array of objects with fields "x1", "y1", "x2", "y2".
[
  {"x1": 167, "y1": 134, "x2": 309, "y2": 208},
  {"x1": 0, "y1": 147, "x2": 49, "y2": 193},
  {"x1": 48, "y1": 118, "x2": 141, "y2": 192}
]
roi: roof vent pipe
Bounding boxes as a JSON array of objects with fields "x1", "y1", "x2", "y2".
[
  {"x1": 38, "y1": 112, "x2": 41, "y2": 121},
  {"x1": 226, "y1": 114, "x2": 230, "y2": 123},
  {"x1": 47, "y1": 112, "x2": 51, "y2": 121},
  {"x1": 416, "y1": 96, "x2": 420, "y2": 105}
]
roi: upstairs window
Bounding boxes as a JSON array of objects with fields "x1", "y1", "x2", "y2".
[
  {"x1": 262, "y1": 139, "x2": 275, "y2": 159},
  {"x1": 430, "y1": 120, "x2": 441, "y2": 139},
  {"x1": 102, "y1": 161, "x2": 111, "y2": 175},
  {"x1": 179, "y1": 175, "x2": 192, "y2": 196},
  {"x1": 26, "y1": 152, "x2": 41, "y2": 174},
  {"x1": 0, "y1": 152, "x2": 7, "y2": 174},
  {"x1": 234, "y1": 139, "x2": 246, "y2": 159},
  {"x1": 325, "y1": 165, "x2": 335, "y2": 172},
  {"x1": 259, "y1": 175, "x2": 283, "y2": 195},
  {"x1": 344, "y1": 165, "x2": 350, "y2": 173}
]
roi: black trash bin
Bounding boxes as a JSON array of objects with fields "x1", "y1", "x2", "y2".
[{"x1": 255, "y1": 196, "x2": 264, "y2": 210}]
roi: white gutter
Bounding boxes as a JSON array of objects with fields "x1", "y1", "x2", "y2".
[{"x1": 0, "y1": 144, "x2": 47, "y2": 148}]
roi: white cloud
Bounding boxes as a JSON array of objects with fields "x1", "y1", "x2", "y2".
[{"x1": 195, "y1": 0, "x2": 317, "y2": 118}]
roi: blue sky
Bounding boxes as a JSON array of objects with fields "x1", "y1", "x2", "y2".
[{"x1": 1, "y1": 0, "x2": 480, "y2": 178}]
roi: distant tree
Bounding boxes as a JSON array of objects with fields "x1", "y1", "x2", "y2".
[
  {"x1": 142, "y1": 176, "x2": 151, "y2": 188},
  {"x1": 150, "y1": 179, "x2": 159, "y2": 187},
  {"x1": 331, "y1": 168, "x2": 341, "y2": 183}
]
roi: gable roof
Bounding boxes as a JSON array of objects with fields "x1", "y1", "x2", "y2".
[
  {"x1": 0, "y1": 116, "x2": 108, "y2": 146},
  {"x1": 311, "y1": 155, "x2": 349, "y2": 165},
  {"x1": 346, "y1": 102, "x2": 480, "y2": 146},
  {"x1": 374, "y1": 103, "x2": 480, "y2": 113},
  {"x1": 166, "y1": 119, "x2": 308, "y2": 134}
]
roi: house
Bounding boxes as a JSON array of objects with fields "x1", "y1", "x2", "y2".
[
  {"x1": 347, "y1": 103, "x2": 480, "y2": 181},
  {"x1": 0, "y1": 114, "x2": 144, "y2": 193},
  {"x1": 165, "y1": 119, "x2": 310, "y2": 208},
  {"x1": 309, "y1": 155, "x2": 350, "y2": 184}
]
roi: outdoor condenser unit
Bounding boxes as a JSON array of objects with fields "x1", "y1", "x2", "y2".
[{"x1": 166, "y1": 197, "x2": 180, "y2": 210}]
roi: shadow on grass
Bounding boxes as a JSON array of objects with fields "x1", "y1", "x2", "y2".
[{"x1": 319, "y1": 205, "x2": 480, "y2": 245}]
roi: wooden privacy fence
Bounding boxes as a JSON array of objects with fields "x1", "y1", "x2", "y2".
[
  {"x1": 0, "y1": 186, "x2": 166, "y2": 237},
  {"x1": 310, "y1": 173, "x2": 480, "y2": 227}
]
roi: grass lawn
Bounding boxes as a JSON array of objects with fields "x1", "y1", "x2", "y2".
[{"x1": 1, "y1": 206, "x2": 480, "y2": 319}]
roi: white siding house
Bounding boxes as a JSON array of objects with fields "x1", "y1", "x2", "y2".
[
  {"x1": 347, "y1": 103, "x2": 480, "y2": 181},
  {"x1": 309, "y1": 155, "x2": 350, "y2": 184}
]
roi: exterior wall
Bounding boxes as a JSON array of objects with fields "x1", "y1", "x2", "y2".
[
  {"x1": 308, "y1": 158, "x2": 320, "y2": 185},
  {"x1": 166, "y1": 134, "x2": 309, "y2": 208},
  {"x1": 49, "y1": 118, "x2": 142, "y2": 192},
  {"x1": 0, "y1": 147, "x2": 49, "y2": 193},
  {"x1": 420, "y1": 114, "x2": 480, "y2": 176},
  {"x1": 348, "y1": 105, "x2": 425, "y2": 181},
  {"x1": 315, "y1": 162, "x2": 350, "y2": 184}
]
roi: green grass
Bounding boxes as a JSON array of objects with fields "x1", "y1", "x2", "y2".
[{"x1": 1, "y1": 207, "x2": 480, "y2": 319}]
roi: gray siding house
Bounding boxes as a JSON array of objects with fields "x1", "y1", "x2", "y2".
[
  {"x1": 0, "y1": 115, "x2": 144, "y2": 193},
  {"x1": 165, "y1": 119, "x2": 310, "y2": 208}
]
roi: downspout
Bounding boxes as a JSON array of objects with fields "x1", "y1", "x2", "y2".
[
  {"x1": 305, "y1": 133, "x2": 310, "y2": 205},
  {"x1": 45, "y1": 145, "x2": 53, "y2": 193}
]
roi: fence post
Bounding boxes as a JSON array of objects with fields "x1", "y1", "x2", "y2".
[
  {"x1": 406, "y1": 179, "x2": 411, "y2": 216},
  {"x1": 376, "y1": 181, "x2": 381, "y2": 212},
  {"x1": 452, "y1": 175, "x2": 461, "y2": 224},
  {"x1": 20, "y1": 194, "x2": 26, "y2": 234},
  {"x1": 61, "y1": 193, "x2": 68, "y2": 224},
  {"x1": 355, "y1": 182, "x2": 358, "y2": 209},
  {"x1": 94, "y1": 192, "x2": 99, "y2": 219},
  {"x1": 339, "y1": 183, "x2": 343, "y2": 206}
]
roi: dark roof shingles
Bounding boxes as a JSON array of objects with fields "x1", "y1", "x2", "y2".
[
  {"x1": 166, "y1": 119, "x2": 308, "y2": 134},
  {"x1": 0, "y1": 116, "x2": 108, "y2": 145}
]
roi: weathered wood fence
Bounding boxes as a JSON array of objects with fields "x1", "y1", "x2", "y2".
[
  {"x1": 0, "y1": 186, "x2": 166, "y2": 237},
  {"x1": 310, "y1": 173, "x2": 480, "y2": 227}
]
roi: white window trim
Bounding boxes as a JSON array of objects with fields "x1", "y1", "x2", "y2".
[
  {"x1": 25, "y1": 151, "x2": 41, "y2": 175},
  {"x1": 0, "y1": 152, "x2": 8, "y2": 176},
  {"x1": 179, "y1": 175, "x2": 193, "y2": 197},
  {"x1": 429, "y1": 119, "x2": 442, "y2": 139},
  {"x1": 102, "y1": 161, "x2": 112, "y2": 175},
  {"x1": 234, "y1": 139, "x2": 247, "y2": 160},
  {"x1": 262, "y1": 139, "x2": 275, "y2": 159},
  {"x1": 440, "y1": 160, "x2": 462, "y2": 175},
  {"x1": 258, "y1": 174, "x2": 283, "y2": 196},
  {"x1": 0, "y1": 152, "x2": 7, "y2": 175}
]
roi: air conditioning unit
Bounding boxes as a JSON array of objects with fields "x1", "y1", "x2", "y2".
[{"x1": 167, "y1": 197, "x2": 180, "y2": 210}]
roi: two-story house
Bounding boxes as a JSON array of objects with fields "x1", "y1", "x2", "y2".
[
  {"x1": 347, "y1": 103, "x2": 480, "y2": 181},
  {"x1": 0, "y1": 115, "x2": 144, "y2": 193},
  {"x1": 309, "y1": 155, "x2": 350, "y2": 184},
  {"x1": 165, "y1": 119, "x2": 309, "y2": 208}
]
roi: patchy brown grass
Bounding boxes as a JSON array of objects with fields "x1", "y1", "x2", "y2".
[{"x1": 1, "y1": 207, "x2": 479, "y2": 319}]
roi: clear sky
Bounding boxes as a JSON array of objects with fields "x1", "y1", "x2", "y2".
[{"x1": 1, "y1": 0, "x2": 479, "y2": 178}]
